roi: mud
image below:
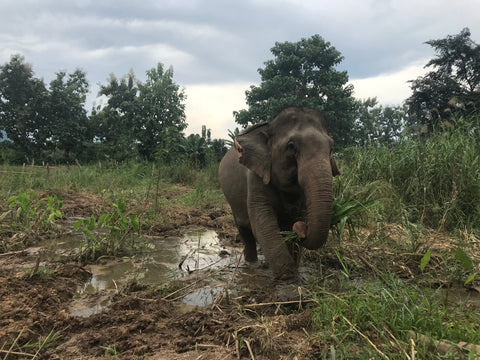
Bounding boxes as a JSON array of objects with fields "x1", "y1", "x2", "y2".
[
  {"x1": 1, "y1": 192, "x2": 479, "y2": 359},
  {"x1": 0, "y1": 192, "x2": 319, "y2": 359}
]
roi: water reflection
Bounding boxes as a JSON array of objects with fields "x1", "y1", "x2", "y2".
[{"x1": 54, "y1": 229, "x2": 240, "y2": 314}]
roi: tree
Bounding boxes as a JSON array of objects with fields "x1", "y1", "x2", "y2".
[
  {"x1": 353, "y1": 98, "x2": 407, "y2": 147},
  {"x1": 46, "y1": 69, "x2": 90, "y2": 161},
  {"x1": 93, "y1": 71, "x2": 139, "y2": 161},
  {"x1": 93, "y1": 64, "x2": 187, "y2": 162},
  {"x1": 406, "y1": 28, "x2": 480, "y2": 133},
  {"x1": 136, "y1": 64, "x2": 187, "y2": 161},
  {"x1": 233, "y1": 35, "x2": 357, "y2": 148},
  {"x1": 184, "y1": 133, "x2": 207, "y2": 167},
  {"x1": 0, "y1": 54, "x2": 48, "y2": 161}
]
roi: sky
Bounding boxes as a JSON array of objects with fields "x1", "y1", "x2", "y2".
[{"x1": 1, "y1": 0, "x2": 479, "y2": 139}]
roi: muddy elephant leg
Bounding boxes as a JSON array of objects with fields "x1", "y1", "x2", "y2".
[{"x1": 238, "y1": 226, "x2": 257, "y2": 262}]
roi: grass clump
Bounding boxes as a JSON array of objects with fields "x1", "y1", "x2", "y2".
[
  {"x1": 310, "y1": 273, "x2": 480, "y2": 359},
  {"x1": 343, "y1": 123, "x2": 480, "y2": 231}
]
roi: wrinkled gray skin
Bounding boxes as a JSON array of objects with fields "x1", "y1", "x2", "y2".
[{"x1": 218, "y1": 108, "x2": 340, "y2": 279}]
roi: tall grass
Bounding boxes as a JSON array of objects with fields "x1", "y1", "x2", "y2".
[
  {"x1": 343, "y1": 118, "x2": 480, "y2": 231},
  {"x1": 0, "y1": 161, "x2": 220, "y2": 199}
]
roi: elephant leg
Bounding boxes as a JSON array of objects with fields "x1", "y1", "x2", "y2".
[{"x1": 238, "y1": 226, "x2": 257, "y2": 262}]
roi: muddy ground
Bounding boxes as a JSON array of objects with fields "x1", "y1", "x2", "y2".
[{"x1": 0, "y1": 191, "x2": 479, "y2": 359}]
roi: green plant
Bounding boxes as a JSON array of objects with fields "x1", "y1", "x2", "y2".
[
  {"x1": 420, "y1": 246, "x2": 477, "y2": 286},
  {"x1": 100, "y1": 345, "x2": 121, "y2": 359},
  {"x1": 3, "y1": 190, "x2": 63, "y2": 246},
  {"x1": 450, "y1": 247, "x2": 477, "y2": 285},
  {"x1": 7, "y1": 189, "x2": 62, "y2": 227},
  {"x1": 22, "y1": 329, "x2": 61, "y2": 359},
  {"x1": 345, "y1": 119, "x2": 480, "y2": 230},
  {"x1": 74, "y1": 198, "x2": 142, "y2": 262},
  {"x1": 311, "y1": 273, "x2": 480, "y2": 359}
]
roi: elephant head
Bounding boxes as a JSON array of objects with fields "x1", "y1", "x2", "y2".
[{"x1": 234, "y1": 107, "x2": 339, "y2": 250}]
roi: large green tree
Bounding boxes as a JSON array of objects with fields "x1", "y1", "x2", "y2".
[
  {"x1": 406, "y1": 28, "x2": 480, "y2": 133},
  {"x1": 93, "y1": 64, "x2": 186, "y2": 161},
  {"x1": 234, "y1": 35, "x2": 356, "y2": 147},
  {"x1": 47, "y1": 69, "x2": 90, "y2": 161},
  {"x1": 136, "y1": 64, "x2": 187, "y2": 161},
  {"x1": 93, "y1": 71, "x2": 139, "y2": 161},
  {"x1": 0, "y1": 54, "x2": 48, "y2": 161}
]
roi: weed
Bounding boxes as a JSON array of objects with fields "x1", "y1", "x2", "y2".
[
  {"x1": 74, "y1": 197, "x2": 142, "y2": 262},
  {"x1": 22, "y1": 329, "x2": 61, "y2": 359},
  {"x1": 100, "y1": 345, "x2": 121, "y2": 359}
]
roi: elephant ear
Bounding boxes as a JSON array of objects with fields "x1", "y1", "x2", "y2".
[{"x1": 234, "y1": 123, "x2": 271, "y2": 184}]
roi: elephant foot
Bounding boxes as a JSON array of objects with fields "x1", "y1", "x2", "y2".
[{"x1": 244, "y1": 247, "x2": 258, "y2": 262}]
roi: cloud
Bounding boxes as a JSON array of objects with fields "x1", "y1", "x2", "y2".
[
  {"x1": 350, "y1": 60, "x2": 428, "y2": 105},
  {"x1": 184, "y1": 82, "x2": 250, "y2": 139}
]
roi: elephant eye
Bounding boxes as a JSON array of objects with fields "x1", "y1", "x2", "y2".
[{"x1": 286, "y1": 141, "x2": 296, "y2": 153}]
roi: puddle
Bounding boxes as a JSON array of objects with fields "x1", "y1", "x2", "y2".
[
  {"x1": 182, "y1": 286, "x2": 223, "y2": 307},
  {"x1": 40, "y1": 228, "x2": 241, "y2": 315}
]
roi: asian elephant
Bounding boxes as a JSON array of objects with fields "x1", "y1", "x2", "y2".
[{"x1": 218, "y1": 107, "x2": 340, "y2": 280}]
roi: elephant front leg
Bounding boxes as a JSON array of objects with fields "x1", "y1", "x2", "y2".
[
  {"x1": 238, "y1": 226, "x2": 257, "y2": 262},
  {"x1": 248, "y1": 187, "x2": 298, "y2": 279}
]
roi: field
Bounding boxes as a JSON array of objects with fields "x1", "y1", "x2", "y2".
[{"x1": 1, "y1": 158, "x2": 480, "y2": 359}]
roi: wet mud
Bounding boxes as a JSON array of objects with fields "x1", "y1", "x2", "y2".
[{"x1": 1, "y1": 192, "x2": 479, "y2": 359}]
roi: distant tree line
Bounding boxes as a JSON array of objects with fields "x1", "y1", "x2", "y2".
[
  {"x1": 0, "y1": 57, "x2": 227, "y2": 165},
  {"x1": 1, "y1": 28, "x2": 479, "y2": 164}
]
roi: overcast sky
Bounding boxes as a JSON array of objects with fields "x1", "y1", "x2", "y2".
[{"x1": 1, "y1": 0, "x2": 479, "y2": 138}]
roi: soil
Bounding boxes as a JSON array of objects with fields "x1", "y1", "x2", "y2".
[{"x1": 0, "y1": 191, "x2": 478, "y2": 359}]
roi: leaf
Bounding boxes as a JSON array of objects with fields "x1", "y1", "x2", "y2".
[
  {"x1": 129, "y1": 214, "x2": 140, "y2": 232},
  {"x1": 97, "y1": 213, "x2": 108, "y2": 228},
  {"x1": 452, "y1": 247, "x2": 473, "y2": 271},
  {"x1": 464, "y1": 272, "x2": 477, "y2": 286},
  {"x1": 73, "y1": 219, "x2": 83, "y2": 230},
  {"x1": 420, "y1": 250, "x2": 432, "y2": 272}
]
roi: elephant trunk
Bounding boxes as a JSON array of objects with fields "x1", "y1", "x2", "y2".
[{"x1": 298, "y1": 162, "x2": 333, "y2": 250}]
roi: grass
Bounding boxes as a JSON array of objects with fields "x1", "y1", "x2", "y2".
[
  {"x1": 309, "y1": 272, "x2": 480, "y2": 359},
  {"x1": 343, "y1": 122, "x2": 480, "y2": 231}
]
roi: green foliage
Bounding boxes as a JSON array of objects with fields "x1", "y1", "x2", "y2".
[
  {"x1": 420, "y1": 250, "x2": 432, "y2": 272},
  {"x1": 311, "y1": 273, "x2": 480, "y2": 359},
  {"x1": 177, "y1": 187, "x2": 225, "y2": 209},
  {"x1": 406, "y1": 28, "x2": 480, "y2": 133},
  {"x1": 0, "y1": 54, "x2": 49, "y2": 161},
  {"x1": 74, "y1": 197, "x2": 142, "y2": 262},
  {"x1": 353, "y1": 98, "x2": 408, "y2": 147},
  {"x1": 344, "y1": 116, "x2": 480, "y2": 230},
  {"x1": 7, "y1": 189, "x2": 62, "y2": 231},
  {"x1": 136, "y1": 64, "x2": 187, "y2": 161},
  {"x1": 233, "y1": 34, "x2": 357, "y2": 148},
  {"x1": 450, "y1": 247, "x2": 477, "y2": 285},
  {"x1": 46, "y1": 69, "x2": 90, "y2": 162}
]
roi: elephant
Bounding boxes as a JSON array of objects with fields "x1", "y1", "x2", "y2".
[{"x1": 218, "y1": 107, "x2": 340, "y2": 280}]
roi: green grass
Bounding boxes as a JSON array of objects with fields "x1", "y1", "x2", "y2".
[
  {"x1": 309, "y1": 272, "x2": 480, "y2": 359},
  {"x1": 342, "y1": 121, "x2": 480, "y2": 231},
  {"x1": 0, "y1": 161, "x2": 220, "y2": 199}
]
